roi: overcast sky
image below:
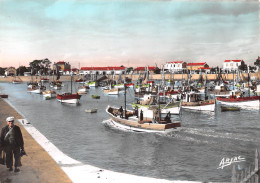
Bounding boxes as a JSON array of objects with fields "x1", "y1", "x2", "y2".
[{"x1": 0, "y1": 0, "x2": 259, "y2": 68}]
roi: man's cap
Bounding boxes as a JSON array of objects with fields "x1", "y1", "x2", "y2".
[{"x1": 6, "y1": 116, "x2": 15, "y2": 122}]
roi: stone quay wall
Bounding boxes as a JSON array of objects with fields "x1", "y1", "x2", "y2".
[{"x1": 0, "y1": 71, "x2": 259, "y2": 82}]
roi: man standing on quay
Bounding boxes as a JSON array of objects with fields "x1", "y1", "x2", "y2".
[{"x1": 0, "y1": 116, "x2": 24, "y2": 172}]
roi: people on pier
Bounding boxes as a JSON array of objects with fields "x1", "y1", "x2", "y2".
[{"x1": 0, "y1": 116, "x2": 25, "y2": 172}]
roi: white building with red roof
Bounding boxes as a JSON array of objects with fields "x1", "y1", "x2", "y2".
[
  {"x1": 80, "y1": 66, "x2": 126, "y2": 75},
  {"x1": 223, "y1": 60, "x2": 242, "y2": 71},
  {"x1": 163, "y1": 61, "x2": 187, "y2": 73}
]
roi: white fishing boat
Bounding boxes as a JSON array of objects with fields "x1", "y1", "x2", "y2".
[
  {"x1": 77, "y1": 85, "x2": 89, "y2": 94},
  {"x1": 103, "y1": 87, "x2": 119, "y2": 95},
  {"x1": 181, "y1": 92, "x2": 216, "y2": 112},
  {"x1": 27, "y1": 85, "x2": 46, "y2": 94},
  {"x1": 217, "y1": 95, "x2": 260, "y2": 108},
  {"x1": 42, "y1": 90, "x2": 56, "y2": 99},
  {"x1": 85, "y1": 108, "x2": 98, "y2": 113}
]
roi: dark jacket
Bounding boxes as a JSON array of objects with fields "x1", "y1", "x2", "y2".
[{"x1": 0, "y1": 125, "x2": 24, "y2": 149}]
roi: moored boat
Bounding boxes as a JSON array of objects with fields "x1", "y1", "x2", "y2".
[
  {"x1": 103, "y1": 87, "x2": 119, "y2": 95},
  {"x1": 221, "y1": 106, "x2": 240, "y2": 112},
  {"x1": 57, "y1": 93, "x2": 81, "y2": 104},
  {"x1": 91, "y1": 95, "x2": 100, "y2": 99},
  {"x1": 181, "y1": 92, "x2": 216, "y2": 111},
  {"x1": 217, "y1": 95, "x2": 260, "y2": 108},
  {"x1": 85, "y1": 108, "x2": 98, "y2": 113},
  {"x1": 42, "y1": 90, "x2": 57, "y2": 99}
]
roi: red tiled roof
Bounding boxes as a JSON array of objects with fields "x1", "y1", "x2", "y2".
[
  {"x1": 224, "y1": 60, "x2": 242, "y2": 62},
  {"x1": 57, "y1": 61, "x2": 65, "y2": 64},
  {"x1": 198, "y1": 67, "x2": 211, "y2": 70},
  {"x1": 187, "y1": 63, "x2": 206, "y2": 66},
  {"x1": 80, "y1": 67, "x2": 125, "y2": 71},
  {"x1": 167, "y1": 61, "x2": 183, "y2": 64},
  {"x1": 134, "y1": 66, "x2": 156, "y2": 71}
]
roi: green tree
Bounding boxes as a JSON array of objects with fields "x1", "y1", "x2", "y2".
[
  {"x1": 126, "y1": 67, "x2": 133, "y2": 74},
  {"x1": 29, "y1": 58, "x2": 51, "y2": 75},
  {"x1": 254, "y1": 56, "x2": 260, "y2": 67},
  {"x1": 238, "y1": 60, "x2": 247, "y2": 71},
  {"x1": 153, "y1": 67, "x2": 160, "y2": 74},
  {"x1": 16, "y1": 66, "x2": 29, "y2": 76},
  {"x1": 0, "y1": 67, "x2": 7, "y2": 75}
]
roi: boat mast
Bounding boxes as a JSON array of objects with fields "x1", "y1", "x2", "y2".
[
  {"x1": 124, "y1": 83, "x2": 127, "y2": 119},
  {"x1": 248, "y1": 66, "x2": 250, "y2": 97},
  {"x1": 71, "y1": 73, "x2": 73, "y2": 94}
]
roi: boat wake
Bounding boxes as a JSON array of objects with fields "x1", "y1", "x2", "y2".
[{"x1": 173, "y1": 127, "x2": 260, "y2": 143}]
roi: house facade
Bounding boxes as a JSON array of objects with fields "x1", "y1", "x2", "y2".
[
  {"x1": 163, "y1": 61, "x2": 187, "y2": 73},
  {"x1": 187, "y1": 62, "x2": 209, "y2": 71},
  {"x1": 223, "y1": 60, "x2": 242, "y2": 71},
  {"x1": 53, "y1": 61, "x2": 71, "y2": 72},
  {"x1": 79, "y1": 66, "x2": 126, "y2": 75},
  {"x1": 5, "y1": 67, "x2": 16, "y2": 76}
]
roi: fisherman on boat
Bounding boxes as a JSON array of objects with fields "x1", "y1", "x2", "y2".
[{"x1": 119, "y1": 106, "x2": 123, "y2": 118}]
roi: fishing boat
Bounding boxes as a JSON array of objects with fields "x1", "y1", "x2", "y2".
[
  {"x1": 125, "y1": 83, "x2": 134, "y2": 87},
  {"x1": 12, "y1": 76, "x2": 23, "y2": 84},
  {"x1": 12, "y1": 79, "x2": 23, "y2": 84},
  {"x1": 85, "y1": 108, "x2": 98, "y2": 113},
  {"x1": 103, "y1": 87, "x2": 119, "y2": 95},
  {"x1": 77, "y1": 85, "x2": 89, "y2": 94},
  {"x1": 85, "y1": 81, "x2": 98, "y2": 87},
  {"x1": 106, "y1": 106, "x2": 181, "y2": 133},
  {"x1": 132, "y1": 95, "x2": 181, "y2": 115},
  {"x1": 42, "y1": 90, "x2": 56, "y2": 99},
  {"x1": 217, "y1": 95, "x2": 260, "y2": 108},
  {"x1": 181, "y1": 92, "x2": 216, "y2": 111},
  {"x1": 91, "y1": 95, "x2": 100, "y2": 99},
  {"x1": 75, "y1": 78, "x2": 85, "y2": 83},
  {"x1": 57, "y1": 93, "x2": 81, "y2": 104},
  {"x1": 217, "y1": 69, "x2": 260, "y2": 109},
  {"x1": 27, "y1": 85, "x2": 46, "y2": 94},
  {"x1": 221, "y1": 106, "x2": 240, "y2": 112},
  {"x1": 57, "y1": 75, "x2": 82, "y2": 104},
  {"x1": 105, "y1": 84, "x2": 181, "y2": 133}
]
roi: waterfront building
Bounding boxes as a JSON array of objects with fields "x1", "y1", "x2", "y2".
[
  {"x1": 223, "y1": 60, "x2": 242, "y2": 72},
  {"x1": 80, "y1": 66, "x2": 126, "y2": 75},
  {"x1": 163, "y1": 61, "x2": 187, "y2": 73},
  {"x1": 133, "y1": 66, "x2": 156, "y2": 74},
  {"x1": 53, "y1": 61, "x2": 71, "y2": 74},
  {"x1": 5, "y1": 67, "x2": 16, "y2": 76},
  {"x1": 187, "y1": 62, "x2": 209, "y2": 72}
]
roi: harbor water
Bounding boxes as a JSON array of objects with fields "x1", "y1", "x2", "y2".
[{"x1": 0, "y1": 82, "x2": 260, "y2": 182}]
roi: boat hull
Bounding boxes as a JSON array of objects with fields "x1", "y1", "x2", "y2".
[
  {"x1": 57, "y1": 94, "x2": 81, "y2": 104},
  {"x1": 181, "y1": 99, "x2": 216, "y2": 111},
  {"x1": 217, "y1": 96, "x2": 260, "y2": 108},
  {"x1": 106, "y1": 106, "x2": 181, "y2": 133}
]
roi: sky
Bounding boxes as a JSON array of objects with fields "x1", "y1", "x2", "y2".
[{"x1": 0, "y1": 0, "x2": 259, "y2": 69}]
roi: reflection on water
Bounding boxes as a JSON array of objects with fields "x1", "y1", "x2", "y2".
[{"x1": 0, "y1": 82, "x2": 260, "y2": 182}]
